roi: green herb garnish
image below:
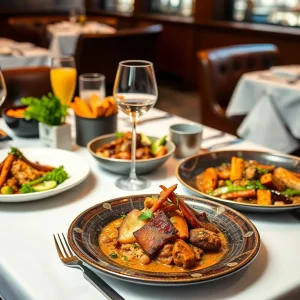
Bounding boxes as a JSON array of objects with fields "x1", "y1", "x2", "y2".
[
  {"x1": 20, "y1": 166, "x2": 68, "y2": 193},
  {"x1": 138, "y1": 209, "x2": 153, "y2": 220},
  {"x1": 122, "y1": 256, "x2": 128, "y2": 261},
  {"x1": 256, "y1": 166, "x2": 269, "y2": 175},
  {"x1": 282, "y1": 189, "x2": 300, "y2": 197},
  {"x1": 115, "y1": 132, "x2": 125, "y2": 138},
  {"x1": 21, "y1": 93, "x2": 68, "y2": 126},
  {"x1": 121, "y1": 213, "x2": 127, "y2": 219},
  {"x1": 109, "y1": 253, "x2": 118, "y2": 259}
]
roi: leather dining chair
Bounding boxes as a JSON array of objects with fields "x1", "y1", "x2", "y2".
[
  {"x1": 74, "y1": 24, "x2": 163, "y2": 91},
  {"x1": 197, "y1": 44, "x2": 279, "y2": 135},
  {"x1": 2, "y1": 67, "x2": 51, "y2": 109}
]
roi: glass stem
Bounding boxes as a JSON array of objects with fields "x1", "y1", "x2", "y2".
[{"x1": 129, "y1": 119, "x2": 138, "y2": 181}]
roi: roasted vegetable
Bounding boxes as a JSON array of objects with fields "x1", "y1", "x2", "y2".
[
  {"x1": 250, "y1": 160, "x2": 275, "y2": 171},
  {"x1": 169, "y1": 211, "x2": 189, "y2": 240},
  {"x1": 220, "y1": 189, "x2": 256, "y2": 200},
  {"x1": 118, "y1": 209, "x2": 146, "y2": 243},
  {"x1": 257, "y1": 189, "x2": 272, "y2": 205},
  {"x1": 270, "y1": 190, "x2": 292, "y2": 204},
  {"x1": 260, "y1": 173, "x2": 285, "y2": 191},
  {"x1": 0, "y1": 153, "x2": 15, "y2": 188},
  {"x1": 20, "y1": 166, "x2": 68, "y2": 193},
  {"x1": 230, "y1": 156, "x2": 244, "y2": 181},
  {"x1": 282, "y1": 189, "x2": 300, "y2": 197},
  {"x1": 273, "y1": 168, "x2": 300, "y2": 191},
  {"x1": 202, "y1": 168, "x2": 218, "y2": 193},
  {"x1": 160, "y1": 185, "x2": 219, "y2": 233}
]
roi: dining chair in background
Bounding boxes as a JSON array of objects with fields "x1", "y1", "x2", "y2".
[
  {"x1": 197, "y1": 44, "x2": 279, "y2": 135},
  {"x1": 2, "y1": 67, "x2": 51, "y2": 109},
  {"x1": 74, "y1": 24, "x2": 163, "y2": 92}
]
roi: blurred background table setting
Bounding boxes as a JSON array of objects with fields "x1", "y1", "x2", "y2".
[
  {"x1": 47, "y1": 21, "x2": 116, "y2": 56},
  {"x1": 0, "y1": 39, "x2": 50, "y2": 70},
  {"x1": 226, "y1": 65, "x2": 300, "y2": 153}
]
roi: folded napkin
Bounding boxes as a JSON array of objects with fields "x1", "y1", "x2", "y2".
[{"x1": 270, "y1": 65, "x2": 300, "y2": 80}]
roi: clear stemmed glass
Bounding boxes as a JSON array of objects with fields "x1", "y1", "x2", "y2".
[
  {"x1": 0, "y1": 68, "x2": 7, "y2": 107},
  {"x1": 113, "y1": 60, "x2": 158, "y2": 191}
]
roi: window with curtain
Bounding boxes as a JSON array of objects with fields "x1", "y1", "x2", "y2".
[
  {"x1": 101, "y1": 0, "x2": 134, "y2": 13},
  {"x1": 149, "y1": 0, "x2": 193, "y2": 17},
  {"x1": 233, "y1": 0, "x2": 300, "y2": 27}
]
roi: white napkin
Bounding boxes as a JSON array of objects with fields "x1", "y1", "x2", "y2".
[
  {"x1": 237, "y1": 94, "x2": 300, "y2": 153},
  {"x1": 270, "y1": 65, "x2": 300, "y2": 80}
]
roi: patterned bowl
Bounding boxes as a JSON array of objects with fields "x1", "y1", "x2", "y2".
[{"x1": 68, "y1": 194, "x2": 260, "y2": 286}]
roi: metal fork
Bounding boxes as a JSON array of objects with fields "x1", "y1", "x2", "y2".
[{"x1": 53, "y1": 233, "x2": 125, "y2": 300}]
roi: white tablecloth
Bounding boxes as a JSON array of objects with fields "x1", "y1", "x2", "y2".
[
  {"x1": 48, "y1": 21, "x2": 116, "y2": 57},
  {"x1": 0, "y1": 40, "x2": 50, "y2": 70},
  {"x1": 226, "y1": 69, "x2": 300, "y2": 153},
  {"x1": 0, "y1": 108, "x2": 299, "y2": 300}
]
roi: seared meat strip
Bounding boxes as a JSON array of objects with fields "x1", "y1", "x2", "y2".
[
  {"x1": 189, "y1": 228, "x2": 221, "y2": 251},
  {"x1": 133, "y1": 211, "x2": 177, "y2": 258}
]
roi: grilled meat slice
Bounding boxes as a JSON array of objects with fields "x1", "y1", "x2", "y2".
[
  {"x1": 172, "y1": 239, "x2": 196, "y2": 269},
  {"x1": 133, "y1": 211, "x2": 177, "y2": 258},
  {"x1": 189, "y1": 228, "x2": 222, "y2": 251}
]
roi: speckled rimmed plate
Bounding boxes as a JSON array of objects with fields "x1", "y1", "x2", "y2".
[
  {"x1": 176, "y1": 150, "x2": 300, "y2": 213},
  {"x1": 68, "y1": 194, "x2": 260, "y2": 286}
]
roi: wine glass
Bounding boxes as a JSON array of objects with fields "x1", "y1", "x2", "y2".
[
  {"x1": 0, "y1": 68, "x2": 7, "y2": 107},
  {"x1": 113, "y1": 60, "x2": 158, "y2": 191},
  {"x1": 50, "y1": 56, "x2": 77, "y2": 105}
]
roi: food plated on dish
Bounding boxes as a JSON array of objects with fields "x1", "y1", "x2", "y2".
[
  {"x1": 95, "y1": 131, "x2": 168, "y2": 160},
  {"x1": 2, "y1": 106, "x2": 39, "y2": 137},
  {"x1": 177, "y1": 150, "x2": 300, "y2": 212},
  {"x1": 68, "y1": 184, "x2": 260, "y2": 285},
  {"x1": 0, "y1": 147, "x2": 68, "y2": 195},
  {"x1": 88, "y1": 132, "x2": 175, "y2": 175},
  {"x1": 0, "y1": 148, "x2": 90, "y2": 202}
]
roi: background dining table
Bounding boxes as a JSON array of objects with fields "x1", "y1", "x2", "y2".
[
  {"x1": 0, "y1": 38, "x2": 50, "y2": 70},
  {"x1": 226, "y1": 68, "x2": 300, "y2": 153},
  {"x1": 47, "y1": 21, "x2": 117, "y2": 56},
  {"x1": 0, "y1": 108, "x2": 300, "y2": 300}
]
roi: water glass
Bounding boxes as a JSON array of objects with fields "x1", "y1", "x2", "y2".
[
  {"x1": 169, "y1": 123, "x2": 203, "y2": 158},
  {"x1": 79, "y1": 73, "x2": 106, "y2": 102}
]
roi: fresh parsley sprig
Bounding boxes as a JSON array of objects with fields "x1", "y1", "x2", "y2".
[
  {"x1": 138, "y1": 209, "x2": 153, "y2": 220},
  {"x1": 21, "y1": 93, "x2": 69, "y2": 126}
]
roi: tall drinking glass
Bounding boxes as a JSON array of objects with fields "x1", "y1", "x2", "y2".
[
  {"x1": 0, "y1": 68, "x2": 7, "y2": 107},
  {"x1": 50, "y1": 56, "x2": 77, "y2": 105},
  {"x1": 113, "y1": 60, "x2": 158, "y2": 191}
]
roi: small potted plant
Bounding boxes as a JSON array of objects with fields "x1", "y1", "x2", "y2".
[{"x1": 21, "y1": 93, "x2": 72, "y2": 150}]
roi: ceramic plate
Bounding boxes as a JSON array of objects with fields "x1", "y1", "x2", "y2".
[
  {"x1": 88, "y1": 133, "x2": 175, "y2": 175},
  {"x1": 0, "y1": 148, "x2": 90, "y2": 202},
  {"x1": 68, "y1": 194, "x2": 260, "y2": 286},
  {"x1": 176, "y1": 150, "x2": 300, "y2": 213}
]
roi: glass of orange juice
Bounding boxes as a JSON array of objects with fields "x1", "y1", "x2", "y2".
[{"x1": 50, "y1": 56, "x2": 77, "y2": 105}]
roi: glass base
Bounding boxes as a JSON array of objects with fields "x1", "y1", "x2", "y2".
[{"x1": 115, "y1": 176, "x2": 151, "y2": 191}]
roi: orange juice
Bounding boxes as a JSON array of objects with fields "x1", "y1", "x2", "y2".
[{"x1": 50, "y1": 68, "x2": 77, "y2": 105}]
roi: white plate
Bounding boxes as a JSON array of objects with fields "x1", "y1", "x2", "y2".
[{"x1": 0, "y1": 148, "x2": 90, "y2": 203}]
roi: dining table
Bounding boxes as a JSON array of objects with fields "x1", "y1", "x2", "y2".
[
  {"x1": 0, "y1": 38, "x2": 50, "y2": 70},
  {"x1": 226, "y1": 67, "x2": 300, "y2": 153},
  {"x1": 47, "y1": 21, "x2": 116, "y2": 57},
  {"x1": 0, "y1": 108, "x2": 300, "y2": 300}
]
